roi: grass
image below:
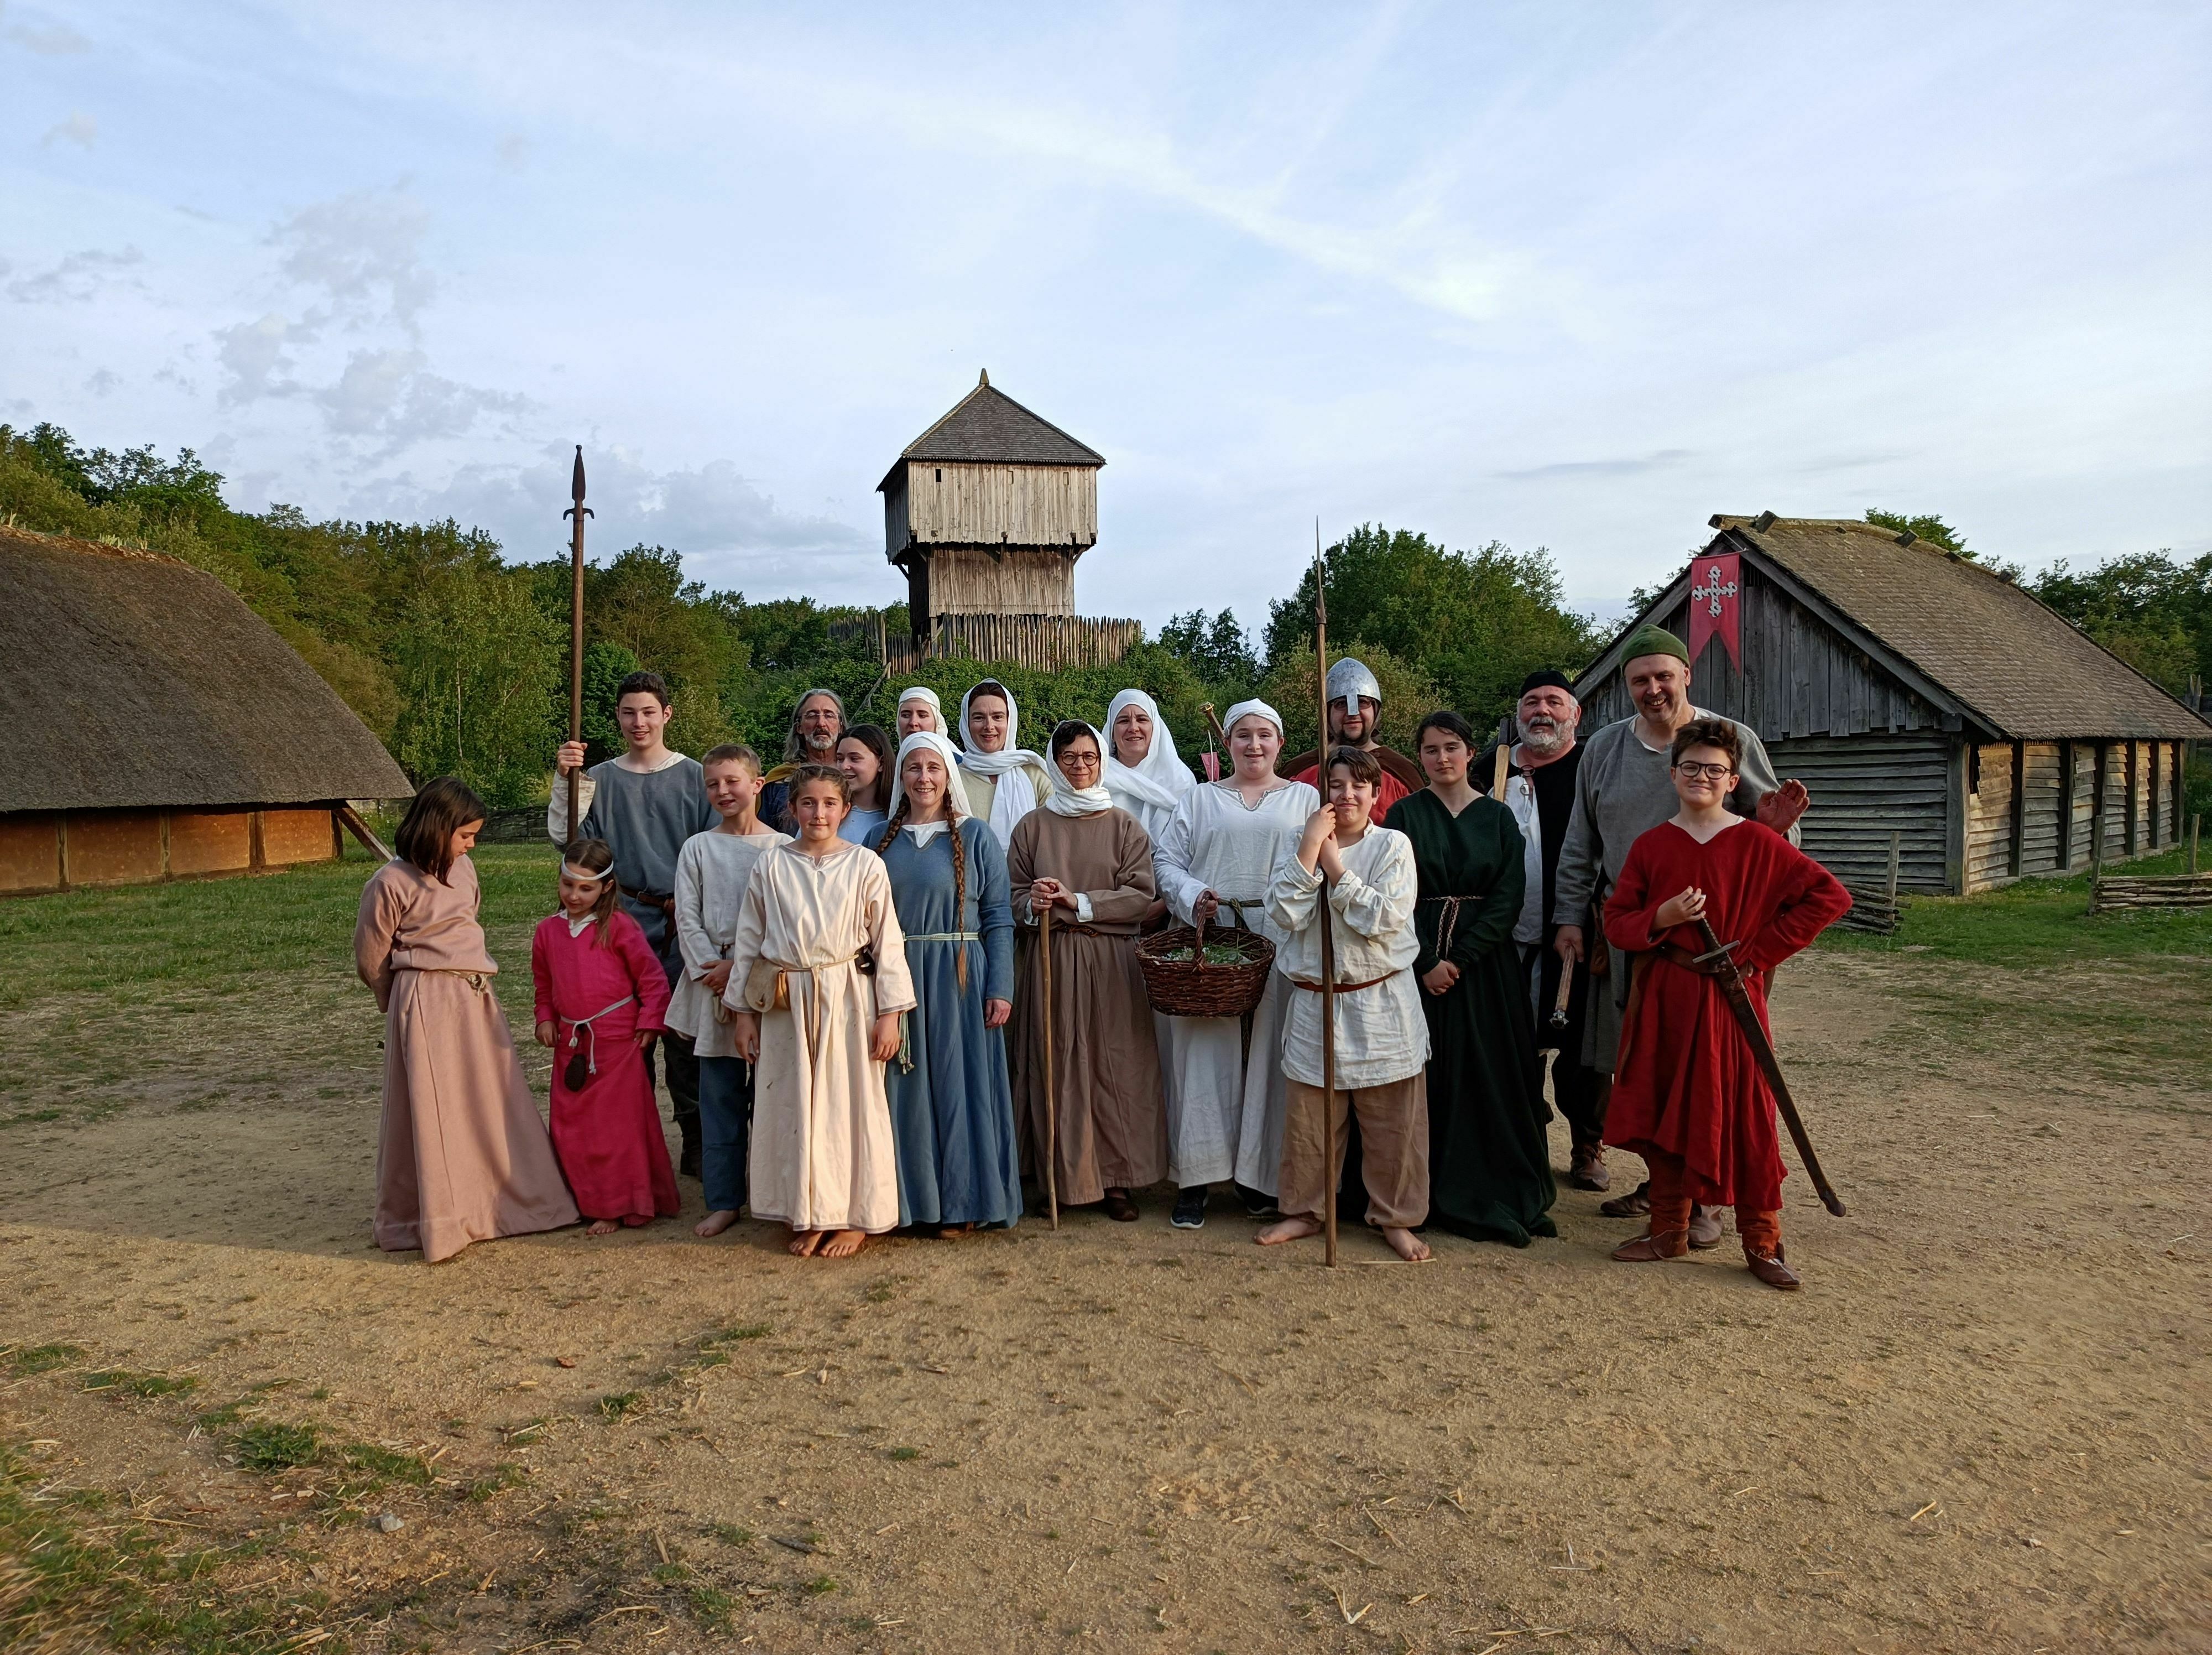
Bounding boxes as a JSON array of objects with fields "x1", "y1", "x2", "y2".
[
  {"x1": 82, "y1": 1369, "x2": 199, "y2": 1398},
  {"x1": 6, "y1": 1344, "x2": 85, "y2": 1376},
  {"x1": 0, "y1": 840, "x2": 558, "y2": 1010},
  {"x1": 1823, "y1": 845, "x2": 2211, "y2": 967},
  {"x1": 233, "y1": 1422, "x2": 321, "y2": 1472}
]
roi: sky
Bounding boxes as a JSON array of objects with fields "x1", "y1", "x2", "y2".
[{"x1": 4, "y1": 1, "x2": 2207, "y2": 629}]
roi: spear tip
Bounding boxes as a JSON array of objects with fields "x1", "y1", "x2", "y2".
[{"x1": 570, "y1": 445, "x2": 587, "y2": 502}]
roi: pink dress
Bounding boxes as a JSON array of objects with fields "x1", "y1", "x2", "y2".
[
  {"x1": 354, "y1": 857, "x2": 580, "y2": 1262},
  {"x1": 530, "y1": 910, "x2": 680, "y2": 1225}
]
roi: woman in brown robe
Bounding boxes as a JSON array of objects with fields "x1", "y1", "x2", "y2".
[
  {"x1": 1006, "y1": 723, "x2": 1168, "y2": 1221},
  {"x1": 354, "y1": 778, "x2": 580, "y2": 1262}
]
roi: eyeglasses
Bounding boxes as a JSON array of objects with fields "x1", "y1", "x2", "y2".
[
  {"x1": 1060, "y1": 752, "x2": 1100, "y2": 772},
  {"x1": 1673, "y1": 761, "x2": 1734, "y2": 780}
]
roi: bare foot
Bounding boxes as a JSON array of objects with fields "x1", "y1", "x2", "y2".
[
  {"x1": 1256, "y1": 1215, "x2": 1323, "y2": 1247},
  {"x1": 818, "y1": 1229, "x2": 869, "y2": 1258},
  {"x1": 585, "y1": 1219, "x2": 619, "y2": 1237},
  {"x1": 787, "y1": 1229, "x2": 826, "y2": 1257},
  {"x1": 694, "y1": 1209, "x2": 739, "y2": 1238},
  {"x1": 1380, "y1": 1226, "x2": 1432, "y2": 1262}
]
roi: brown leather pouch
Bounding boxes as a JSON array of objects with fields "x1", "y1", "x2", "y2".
[{"x1": 742, "y1": 959, "x2": 789, "y2": 1013}]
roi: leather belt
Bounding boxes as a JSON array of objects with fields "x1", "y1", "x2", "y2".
[{"x1": 1291, "y1": 970, "x2": 1400, "y2": 993}]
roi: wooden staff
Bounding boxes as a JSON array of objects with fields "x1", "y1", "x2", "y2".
[
  {"x1": 562, "y1": 446, "x2": 593, "y2": 841},
  {"x1": 1314, "y1": 521, "x2": 1339, "y2": 1268},
  {"x1": 1197, "y1": 701, "x2": 1231, "y2": 747},
  {"x1": 1040, "y1": 903, "x2": 1060, "y2": 1230}
]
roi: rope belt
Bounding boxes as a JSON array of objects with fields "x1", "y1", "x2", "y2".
[
  {"x1": 1291, "y1": 970, "x2": 1401, "y2": 993},
  {"x1": 560, "y1": 993, "x2": 636, "y2": 1079},
  {"x1": 415, "y1": 967, "x2": 492, "y2": 992},
  {"x1": 905, "y1": 931, "x2": 980, "y2": 944},
  {"x1": 1417, "y1": 893, "x2": 1484, "y2": 958}
]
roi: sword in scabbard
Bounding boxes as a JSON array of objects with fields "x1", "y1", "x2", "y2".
[{"x1": 1691, "y1": 917, "x2": 1846, "y2": 1217}]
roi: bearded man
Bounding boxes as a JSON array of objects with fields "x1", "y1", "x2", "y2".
[
  {"x1": 1552, "y1": 626, "x2": 1808, "y2": 1236},
  {"x1": 1477, "y1": 670, "x2": 1611, "y2": 1190},
  {"x1": 757, "y1": 688, "x2": 845, "y2": 834},
  {"x1": 1284, "y1": 658, "x2": 1423, "y2": 815}
]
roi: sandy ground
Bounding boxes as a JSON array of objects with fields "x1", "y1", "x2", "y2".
[{"x1": 3, "y1": 945, "x2": 2208, "y2": 1654}]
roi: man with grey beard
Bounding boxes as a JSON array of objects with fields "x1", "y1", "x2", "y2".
[{"x1": 1481, "y1": 670, "x2": 1611, "y2": 1189}]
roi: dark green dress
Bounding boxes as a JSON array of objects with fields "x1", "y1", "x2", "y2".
[{"x1": 1383, "y1": 789, "x2": 1557, "y2": 1246}]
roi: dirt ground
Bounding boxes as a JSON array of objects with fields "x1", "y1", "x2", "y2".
[{"x1": 3, "y1": 942, "x2": 2208, "y2": 1654}]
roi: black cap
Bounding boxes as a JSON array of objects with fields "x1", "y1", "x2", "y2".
[{"x1": 1518, "y1": 668, "x2": 1576, "y2": 698}]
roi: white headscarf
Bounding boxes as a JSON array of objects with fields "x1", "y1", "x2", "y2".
[
  {"x1": 957, "y1": 681, "x2": 1053, "y2": 849},
  {"x1": 1045, "y1": 725, "x2": 1117, "y2": 818},
  {"x1": 1101, "y1": 689, "x2": 1193, "y2": 838},
  {"x1": 884, "y1": 730, "x2": 975, "y2": 824},
  {"x1": 896, "y1": 685, "x2": 943, "y2": 732},
  {"x1": 1222, "y1": 698, "x2": 1284, "y2": 741}
]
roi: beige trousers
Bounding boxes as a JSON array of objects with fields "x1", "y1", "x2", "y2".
[{"x1": 1278, "y1": 1074, "x2": 1430, "y2": 1229}]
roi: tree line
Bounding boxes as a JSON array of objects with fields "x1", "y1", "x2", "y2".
[{"x1": 3, "y1": 420, "x2": 2202, "y2": 813}]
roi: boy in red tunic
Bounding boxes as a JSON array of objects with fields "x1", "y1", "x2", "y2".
[
  {"x1": 1601, "y1": 719, "x2": 1849, "y2": 1289},
  {"x1": 533, "y1": 839, "x2": 680, "y2": 1234}
]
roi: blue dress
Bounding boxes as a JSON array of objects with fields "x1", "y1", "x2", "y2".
[
  {"x1": 881, "y1": 819, "x2": 1022, "y2": 1227},
  {"x1": 839, "y1": 808, "x2": 889, "y2": 849}
]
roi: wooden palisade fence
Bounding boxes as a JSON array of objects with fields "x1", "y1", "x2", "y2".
[
  {"x1": 832, "y1": 612, "x2": 1142, "y2": 675},
  {"x1": 2090, "y1": 813, "x2": 2206, "y2": 912}
]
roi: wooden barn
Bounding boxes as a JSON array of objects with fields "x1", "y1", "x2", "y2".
[
  {"x1": 0, "y1": 527, "x2": 411, "y2": 896},
  {"x1": 878, "y1": 371, "x2": 1138, "y2": 669},
  {"x1": 1573, "y1": 514, "x2": 2211, "y2": 896}
]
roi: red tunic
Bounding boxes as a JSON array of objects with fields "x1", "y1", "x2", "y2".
[
  {"x1": 530, "y1": 910, "x2": 680, "y2": 1224},
  {"x1": 1601, "y1": 820, "x2": 1850, "y2": 1211}
]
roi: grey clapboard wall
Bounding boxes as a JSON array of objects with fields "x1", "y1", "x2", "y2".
[{"x1": 1767, "y1": 732, "x2": 1953, "y2": 892}]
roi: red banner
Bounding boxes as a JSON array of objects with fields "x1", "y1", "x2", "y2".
[{"x1": 1687, "y1": 551, "x2": 1741, "y2": 671}]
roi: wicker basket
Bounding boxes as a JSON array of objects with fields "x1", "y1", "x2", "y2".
[{"x1": 1135, "y1": 920, "x2": 1276, "y2": 1019}]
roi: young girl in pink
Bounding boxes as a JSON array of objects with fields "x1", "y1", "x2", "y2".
[{"x1": 532, "y1": 838, "x2": 680, "y2": 1234}]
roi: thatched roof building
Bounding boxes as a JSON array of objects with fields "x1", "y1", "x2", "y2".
[
  {"x1": 1574, "y1": 514, "x2": 2211, "y2": 896},
  {"x1": 0, "y1": 527, "x2": 410, "y2": 895}
]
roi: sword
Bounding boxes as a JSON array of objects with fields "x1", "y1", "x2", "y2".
[{"x1": 1691, "y1": 917, "x2": 1846, "y2": 1217}]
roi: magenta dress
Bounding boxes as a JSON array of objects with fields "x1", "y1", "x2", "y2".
[{"x1": 530, "y1": 910, "x2": 680, "y2": 1225}]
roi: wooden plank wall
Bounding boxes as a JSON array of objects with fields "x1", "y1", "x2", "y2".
[
  {"x1": 1965, "y1": 742, "x2": 2015, "y2": 891},
  {"x1": 2019, "y1": 742, "x2": 2064, "y2": 875},
  {"x1": 874, "y1": 613, "x2": 1143, "y2": 675},
  {"x1": 1578, "y1": 563, "x2": 1945, "y2": 742},
  {"x1": 1768, "y1": 732, "x2": 1953, "y2": 892},
  {"x1": 897, "y1": 461, "x2": 1097, "y2": 551},
  {"x1": 926, "y1": 548, "x2": 1078, "y2": 616}
]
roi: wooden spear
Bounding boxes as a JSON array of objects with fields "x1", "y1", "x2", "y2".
[
  {"x1": 562, "y1": 446, "x2": 593, "y2": 843},
  {"x1": 1314, "y1": 521, "x2": 1339, "y2": 1269}
]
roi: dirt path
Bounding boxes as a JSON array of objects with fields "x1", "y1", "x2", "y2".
[{"x1": 3, "y1": 947, "x2": 2207, "y2": 1653}]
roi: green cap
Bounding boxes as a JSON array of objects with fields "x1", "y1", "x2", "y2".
[{"x1": 1622, "y1": 623, "x2": 1689, "y2": 666}]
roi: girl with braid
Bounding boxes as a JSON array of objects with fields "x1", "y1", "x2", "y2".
[{"x1": 874, "y1": 732, "x2": 1023, "y2": 1232}]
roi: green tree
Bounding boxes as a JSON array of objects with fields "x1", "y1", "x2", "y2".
[
  {"x1": 1256, "y1": 644, "x2": 1444, "y2": 758},
  {"x1": 392, "y1": 570, "x2": 562, "y2": 807},
  {"x1": 1863, "y1": 508, "x2": 1969, "y2": 557},
  {"x1": 1263, "y1": 525, "x2": 1600, "y2": 733},
  {"x1": 1158, "y1": 608, "x2": 1260, "y2": 686}
]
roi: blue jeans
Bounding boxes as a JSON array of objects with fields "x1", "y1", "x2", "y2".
[{"x1": 697, "y1": 1055, "x2": 753, "y2": 1214}]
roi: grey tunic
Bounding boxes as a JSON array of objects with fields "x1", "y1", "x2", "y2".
[
  {"x1": 1551, "y1": 711, "x2": 1782, "y2": 1073},
  {"x1": 546, "y1": 755, "x2": 716, "y2": 981}
]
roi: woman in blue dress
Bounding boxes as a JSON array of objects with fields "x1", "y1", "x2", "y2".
[{"x1": 874, "y1": 731, "x2": 1021, "y2": 1232}]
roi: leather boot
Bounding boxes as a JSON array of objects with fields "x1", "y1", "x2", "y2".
[
  {"x1": 1745, "y1": 1246, "x2": 1801, "y2": 1290},
  {"x1": 1599, "y1": 1179, "x2": 1651, "y2": 1218},
  {"x1": 1568, "y1": 1142, "x2": 1610, "y2": 1192},
  {"x1": 1612, "y1": 1227, "x2": 1689, "y2": 1262}
]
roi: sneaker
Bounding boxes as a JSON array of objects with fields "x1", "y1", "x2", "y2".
[
  {"x1": 1567, "y1": 1143, "x2": 1610, "y2": 1193},
  {"x1": 1170, "y1": 1187, "x2": 1208, "y2": 1229},
  {"x1": 1235, "y1": 1182, "x2": 1279, "y2": 1219}
]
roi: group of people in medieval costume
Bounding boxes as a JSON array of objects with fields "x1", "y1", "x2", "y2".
[{"x1": 354, "y1": 622, "x2": 1849, "y2": 1288}]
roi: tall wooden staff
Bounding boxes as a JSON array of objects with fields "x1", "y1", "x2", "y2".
[
  {"x1": 562, "y1": 446, "x2": 593, "y2": 840},
  {"x1": 1313, "y1": 521, "x2": 1339, "y2": 1269},
  {"x1": 1040, "y1": 905, "x2": 1060, "y2": 1230}
]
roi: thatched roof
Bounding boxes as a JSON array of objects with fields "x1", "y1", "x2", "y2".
[
  {"x1": 1703, "y1": 516, "x2": 2211, "y2": 741},
  {"x1": 880, "y1": 371, "x2": 1104, "y2": 492},
  {"x1": 0, "y1": 528, "x2": 413, "y2": 813}
]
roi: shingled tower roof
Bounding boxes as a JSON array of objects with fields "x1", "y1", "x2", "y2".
[{"x1": 880, "y1": 371, "x2": 1104, "y2": 490}]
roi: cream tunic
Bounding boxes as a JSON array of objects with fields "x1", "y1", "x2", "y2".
[
  {"x1": 1150, "y1": 778, "x2": 1319, "y2": 1192},
  {"x1": 668, "y1": 828, "x2": 791, "y2": 1057},
  {"x1": 1265, "y1": 824, "x2": 1428, "y2": 1089},
  {"x1": 727, "y1": 840, "x2": 917, "y2": 1232}
]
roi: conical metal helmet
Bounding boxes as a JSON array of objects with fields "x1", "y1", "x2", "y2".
[{"x1": 1326, "y1": 657, "x2": 1381, "y2": 719}]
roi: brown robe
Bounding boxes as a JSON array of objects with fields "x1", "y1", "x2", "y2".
[
  {"x1": 1006, "y1": 807, "x2": 1168, "y2": 1203},
  {"x1": 354, "y1": 856, "x2": 580, "y2": 1262}
]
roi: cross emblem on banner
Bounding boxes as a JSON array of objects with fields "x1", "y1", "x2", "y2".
[
  {"x1": 1692, "y1": 563, "x2": 1738, "y2": 617},
  {"x1": 1686, "y1": 551, "x2": 1743, "y2": 670}
]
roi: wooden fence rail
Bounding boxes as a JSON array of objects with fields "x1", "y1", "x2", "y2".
[{"x1": 832, "y1": 612, "x2": 1142, "y2": 674}]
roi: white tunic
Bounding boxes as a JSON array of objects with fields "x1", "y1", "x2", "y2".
[
  {"x1": 726, "y1": 841, "x2": 917, "y2": 1233},
  {"x1": 1265, "y1": 824, "x2": 1428, "y2": 1089},
  {"x1": 1150, "y1": 778, "x2": 1320, "y2": 1192},
  {"x1": 667, "y1": 828, "x2": 790, "y2": 1057}
]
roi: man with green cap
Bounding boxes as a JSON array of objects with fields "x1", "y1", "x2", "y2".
[{"x1": 1551, "y1": 624, "x2": 1808, "y2": 1237}]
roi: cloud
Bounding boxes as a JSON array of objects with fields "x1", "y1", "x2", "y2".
[
  {"x1": 38, "y1": 110, "x2": 96, "y2": 149},
  {"x1": 6, "y1": 12, "x2": 92, "y2": 53},
  {"x1": 83, "y1": 367, "x2": 119, "y2": 396},
  {"x1": 271, "y1": 188, "x2": 436, "y2": 332},
  {"x1": 495, "y1": 133, "x2": 530, "y2": 173},
  {"x1": 1494, "y1": 448, "x2": 1695, "y2": 481},
  {"x1": 315, "y1": 346, "x2": 533, "y2": 450},
  {"x1": 6, "y1": 245, "x2": 144, "y2": 303},
  {"x1": 215, "y1": 311, "x2": 299, "y2": 402}
]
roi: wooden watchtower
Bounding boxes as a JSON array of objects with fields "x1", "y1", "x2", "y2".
[{"x1": 879, "y1": 371, "x2": 1105, "y2": 639}]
